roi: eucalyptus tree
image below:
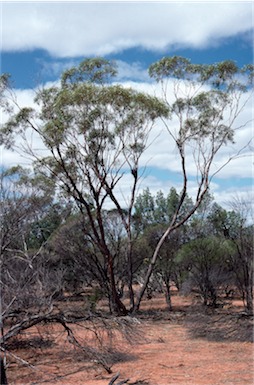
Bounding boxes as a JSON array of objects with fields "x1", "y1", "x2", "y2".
[
  {"x1": 134, "y1": 57, "x2": 253, "y2": 311},
  {"x1": 0, "y1": 166, "x2": 55, "y2": 260},
  {"x1": 0, "y1": 166, "x2": 64, "y2": 334},
  {"x1": 176, "y1": 236, "x2": 231, "y2": 307},
  {"x1": 209, "y1": 198, "x2": 253, "y2": 314},
  {"x1": 0, "y1": 58, "x2": 168, "y2": 314}
]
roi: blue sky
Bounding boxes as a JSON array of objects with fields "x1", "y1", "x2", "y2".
[
  {"x1": 0, "y1": 1, "x2": 253, "y2": 209},
  {"x1": 2, "y1": 35, "x2": 253, "y2": 89}
]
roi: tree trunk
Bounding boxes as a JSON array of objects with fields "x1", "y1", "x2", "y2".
[
  {"x1": 133, "y1": 226, "x2": 173, "y2": 312},
  {"x1": 128, "y1": 280, "x2": 135, "y2": 311},
  {"x1": 209, "y1": 285, "x2": 217, "y2": 307},
  {"x1": 245, "y1": 285, "x2": 253, "y2": 314},
  {"x1": 0, "y1": 357, "x2": 8, "y2": 385},
  {"x1": 165, "y1": 281, "x2": 172, "y2": 311},
  {"x1": 127, "y1": 240, "x2": 135, "y2": 311},
  {"x1": 108, "y1": 254, "x2": 127, "y2": 315}
]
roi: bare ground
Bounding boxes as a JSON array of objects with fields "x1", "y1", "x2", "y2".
[{"x1": 4, "y1": 292, "x2": 254, "y2": 385}]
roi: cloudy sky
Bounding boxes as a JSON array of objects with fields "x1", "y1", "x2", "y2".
[{"x1": 0, "y1": 1, "x2": 253, "y2": 208}]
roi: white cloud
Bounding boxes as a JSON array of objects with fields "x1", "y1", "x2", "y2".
[
  {"x1": 2, "y1": 2, "x2": 253, "y2": 57},
  {"x1": 115, "y1": 61, "x2": 150, "y2": 83}
]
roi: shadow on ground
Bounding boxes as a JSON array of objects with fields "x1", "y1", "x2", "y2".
[
  {"x1": 183, "y1": 304, "x2": 253, "y2": 343},
  {"x1": 135, "y1": 296, "x2": 253, "y2": 344}
]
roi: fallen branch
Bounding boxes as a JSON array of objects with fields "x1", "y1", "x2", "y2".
[
  {"x1": 2, "y1": 311, "x2": 141, "y2": 377},
  {"x1": 108, "y1": 372, "x2": 129, "y2": 385}
]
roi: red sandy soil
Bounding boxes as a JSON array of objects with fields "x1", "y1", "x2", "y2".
[{"x1": 4, "y1": 292, "x2": 254, "y2": 385}]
